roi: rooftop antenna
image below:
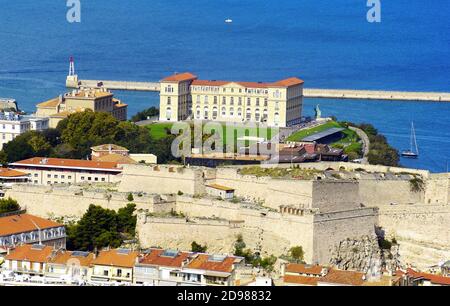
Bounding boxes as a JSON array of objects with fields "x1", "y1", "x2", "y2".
[{"x1": 69, "y1": 56, "x2": 76, "y2": 76}]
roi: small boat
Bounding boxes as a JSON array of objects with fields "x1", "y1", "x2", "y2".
[
  {"x1": 401, "y1": 122, "x2": 419, "y2": 158},
  {"x1": 225, "y1": 18, "x2": 233, "y2": 24}
]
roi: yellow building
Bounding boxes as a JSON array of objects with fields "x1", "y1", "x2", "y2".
[
  {"x1": 36, "y1": 88, "x2": 128, "y2": 128},
  {"x1": 159, "y1": 72, "x2": 304, "y2": 127}
]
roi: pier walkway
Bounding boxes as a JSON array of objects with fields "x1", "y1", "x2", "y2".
[{"x1": 67, "y1": 77, "x2": 450, "y2": 102}]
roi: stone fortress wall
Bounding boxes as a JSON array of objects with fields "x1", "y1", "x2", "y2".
[{"x1": 6, "y1": 162, "x2": 450, "y2": 268}]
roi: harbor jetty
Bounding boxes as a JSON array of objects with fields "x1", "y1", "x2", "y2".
[{"x1": 66, "y1": 76, "x2": 450, "y2": 102}]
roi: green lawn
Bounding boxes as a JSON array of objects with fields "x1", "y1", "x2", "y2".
[
  {"x1": 146, "y1": 123, "x2": 174, "y2": 140},
  {"x1": 286, "y1": 121, "x2": 342, "y2": 142},
  {"x1": 146, "y1": 122, "x2": 277, "y2": 147}
]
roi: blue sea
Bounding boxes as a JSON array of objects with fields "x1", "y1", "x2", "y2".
[{"x1": 0, "y1": 0, "x2": 449, "y2": 172}]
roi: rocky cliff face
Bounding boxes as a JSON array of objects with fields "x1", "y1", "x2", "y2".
[{"x1": 329, "y1": 236, "x2": 401, "y2": 277}]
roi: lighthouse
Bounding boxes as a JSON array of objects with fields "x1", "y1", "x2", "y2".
[{"x1": 66, "y1": 56, "x2": 79, "y2": 88}]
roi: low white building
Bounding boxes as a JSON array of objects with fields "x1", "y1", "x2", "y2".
[
  {"x1": 206, "y1": 184, "x2": 235, "y2": 200},
  {"x1": 0, "y1": 112, "x2": 49, "y2": 150},
  {"x1": 9, "y1": 157, "x2": 123, "y2": 185}
]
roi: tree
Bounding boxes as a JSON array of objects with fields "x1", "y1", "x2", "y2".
[
  {"x1": 127, "y1": 193, "x2": 134, "y2": 202},
  {"x1": 131, "y1": 107, "x2": 160, "y2": 122},
  {"x1": 66, "y1": 204, "x2": 136, "y2": 251},
  {"x1": 117, "y1": 203, "x2": 137, "y2": 236},
  {"x1": 191, "y1": 241, "x2": 207, "y2": 253},
  {"x1": 2, "y1": 133, "x2": 35, "y2": 162},
  {"x1": 0, "y1": 197, "x2": 21, "y2": 214},
  {"x1": 289, "y1": 246, "x2": 305, "y2": 263}
]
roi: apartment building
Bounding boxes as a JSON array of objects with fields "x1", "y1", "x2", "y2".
[
  {"x1": 159, "y1": 72, "x2": 304, "y2": 127},
  {"x1": 46, "y1": 250, "x2": 94, "y2": 284},
  {"x1": 90, "y1": 249, "x2": 139, "y2": 284},
  {"x1": 0, "y1": 213, "x2": 66, "y2": 251},
  {"x1": 134, "y1": 249, "x2": 192, "y2": 286},
  {"x1": 0, "y1": 112, "x2": 49, "y2": 150},
  {"x1": 36, "y1": 88, "x2": 128, "y2": 128},
  {"x1": 9, "y1": 157, "x2": 123, "y2": 185},
  {"x1": 4, "y1": 244, "x2": 55, "y2": 276}
]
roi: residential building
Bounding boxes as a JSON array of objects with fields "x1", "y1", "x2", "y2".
[
  {"x1": 91, "y1": 144, "x2": 130, "y2": 160},
  {"x1": 90, "y1": 248, "x2": 139, "y2": 284},
  {"x1": 4, "y1": 244, "x2": 55, "y2": 276},
  {"x1": 177, "y1": 254, "x2": 245, "y2": 286},
  {"x1": 0, "y1": 112, "x2": 49, "y2": 150},
  {"x1": 46, "y1": 250, "x2": 94, "y2": 284},
  {"x1": 0, "y1": 213, "x2": 66, "y2": 251},
  {"x1": 395, "y1": 268, "x2": 450, "y2": 286},
  {"x1": 282, "y1": 263, "x2": 328, "y2": 286},
  {"x1": 91, "y1": 144, "x2": 157, "y2": 164},
  {"x1": 9, "y1": 157, "x2": 123, "y2": 185},
  {"x1": 282, "y1": 263, "x2": 368, "y2": 286},
  {"x1": 36, "y1": 88, "x2": 128, "y2": 128},
  {"x1": 0, "y1": 168, "x2": 30, "y2": 185},
  {"x1": 134, "y1": 249, "x2": 192, "y2": 286},
  {"x1": 159, "y1": 72, "x2": 304, "y2": 127}
]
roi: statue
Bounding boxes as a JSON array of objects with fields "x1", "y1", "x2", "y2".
[{"x1": 314, "y1": 104, "x2": 322, "y2": 120}]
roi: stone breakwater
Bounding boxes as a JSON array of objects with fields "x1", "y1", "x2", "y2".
[{"x1": 66, "y1": 76, "x2": 450, "y2": 102}]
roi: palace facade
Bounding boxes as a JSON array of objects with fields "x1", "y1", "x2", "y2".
[{"x1": 159, "y1": 73, "x2": 304, "y2": 127}]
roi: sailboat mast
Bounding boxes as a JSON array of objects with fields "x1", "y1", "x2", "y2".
[{"x1": 412, "y1": 122, "x2": 419, "y2": 155}]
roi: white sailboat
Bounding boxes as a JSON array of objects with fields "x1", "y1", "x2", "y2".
[
  {"x1": 225, "y1": 18, "x2": 233, "y2": 24},
  {"x1": 402, "y1": 122, "x2": 419, "y2": 158}
]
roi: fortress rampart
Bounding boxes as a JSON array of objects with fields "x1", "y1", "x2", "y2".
[{"x1": 6, "y1": 162, "x2": 449, "y2": 267}]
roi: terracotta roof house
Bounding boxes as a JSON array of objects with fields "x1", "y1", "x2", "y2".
[
  {"x1": 9, "y1": 157, "x2": 122, "y2": 185},
  {"x1": 0, "y1": 213, "x2": 66, "y2": 250},
  {"x1": 181, "y1": 254, "x2": 245, "y2": 286},
  {"x1": 90, "y1": 249, "x2": 139, "y2": 284},
  {"x1": 4, "y1": 244, "x2": 55, "y2": 275},
  {"x1": 134, "y1": 249, "x2": 193, "y2": 285}
]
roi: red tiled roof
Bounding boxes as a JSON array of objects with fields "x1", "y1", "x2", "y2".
[
  {"x1": 139, "y1": 249, "x2": 191, "y2": 268},
  {"x1": 283, "y1": 275, "x2": 319, "y2": 286},
  {"x1": 285, "y1": 263, "x2": 324, "y2": 275},
  {"x1": 5, "y1": 245, "x2": 54, "y2": 263},
  {"x1": 0, "y1": 214, "x2": 63, "y2": 236},
  {"x1": 10, "y1": 157, "x2": 121, "y2": 172},
  {"x1": 92, "y1": 249, "x2": 139, "y2": 268},
  {"x1": 162, "y1": 72, "x2": 198, "y2": 82},
  {"x1": 271, "y1": 77, "x2": 305, "y2": 87},
  {"x1": 191, "y1": 77, "x2": 304, "y2": 89},
  {"x1": 49, "y1": 250, "x2": 95, "y2": 267},
  {"x1": 186, "y1": 254, "x2": 237, "y2": 273},
  {"x1": 319, "y1": 269, "x2": 366, "y2": 286},
  {"x1": 0, "y1": 168, "x2": 29, "y2": 178},
  {"x1": 405, "y1": 268, "x2": 450, "y2": 285}
]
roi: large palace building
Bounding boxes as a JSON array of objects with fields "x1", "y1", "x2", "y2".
[{"x1": 159, "y1": 73, "x2": 304, "y2": 127}]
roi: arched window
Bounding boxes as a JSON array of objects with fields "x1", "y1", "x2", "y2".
[
  {"x1": 274, "y1": 112, "x2": 280, "y2": 125},
  {"x1": 196, "y1": 106, "x2": 201, "y2": 119},
  {"x1": 167, "y1": 96, "x2": 171, "y2": 105},
  {"x1": 204, "y1": 106, "x2": 209, "y2": 120},
  {"x1": 221, "y1": 107, "x2": 226, "y2": 117},
  {"x1": 246, "y1": 108, "x2": 252, "y2": 121},
  {"x1": 255, "y1": 108, "x2": 260, "y2": 122},
  {"x1": 166, "y1": 107, "x2": 172, "y2": 120},
  {"x1": 237, "y1": 108, "x2": 242, "y2": 117},
  {"x1": 230, "y1": 107, "x2": 234, "y2": 117},
  {"x1": 212, "y1": 107, "x2": 218, "y2": 120}
]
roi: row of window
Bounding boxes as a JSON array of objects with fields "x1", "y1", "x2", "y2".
[{"x1": 191, "y1": 96, "x2": 272, "y2": 107}]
